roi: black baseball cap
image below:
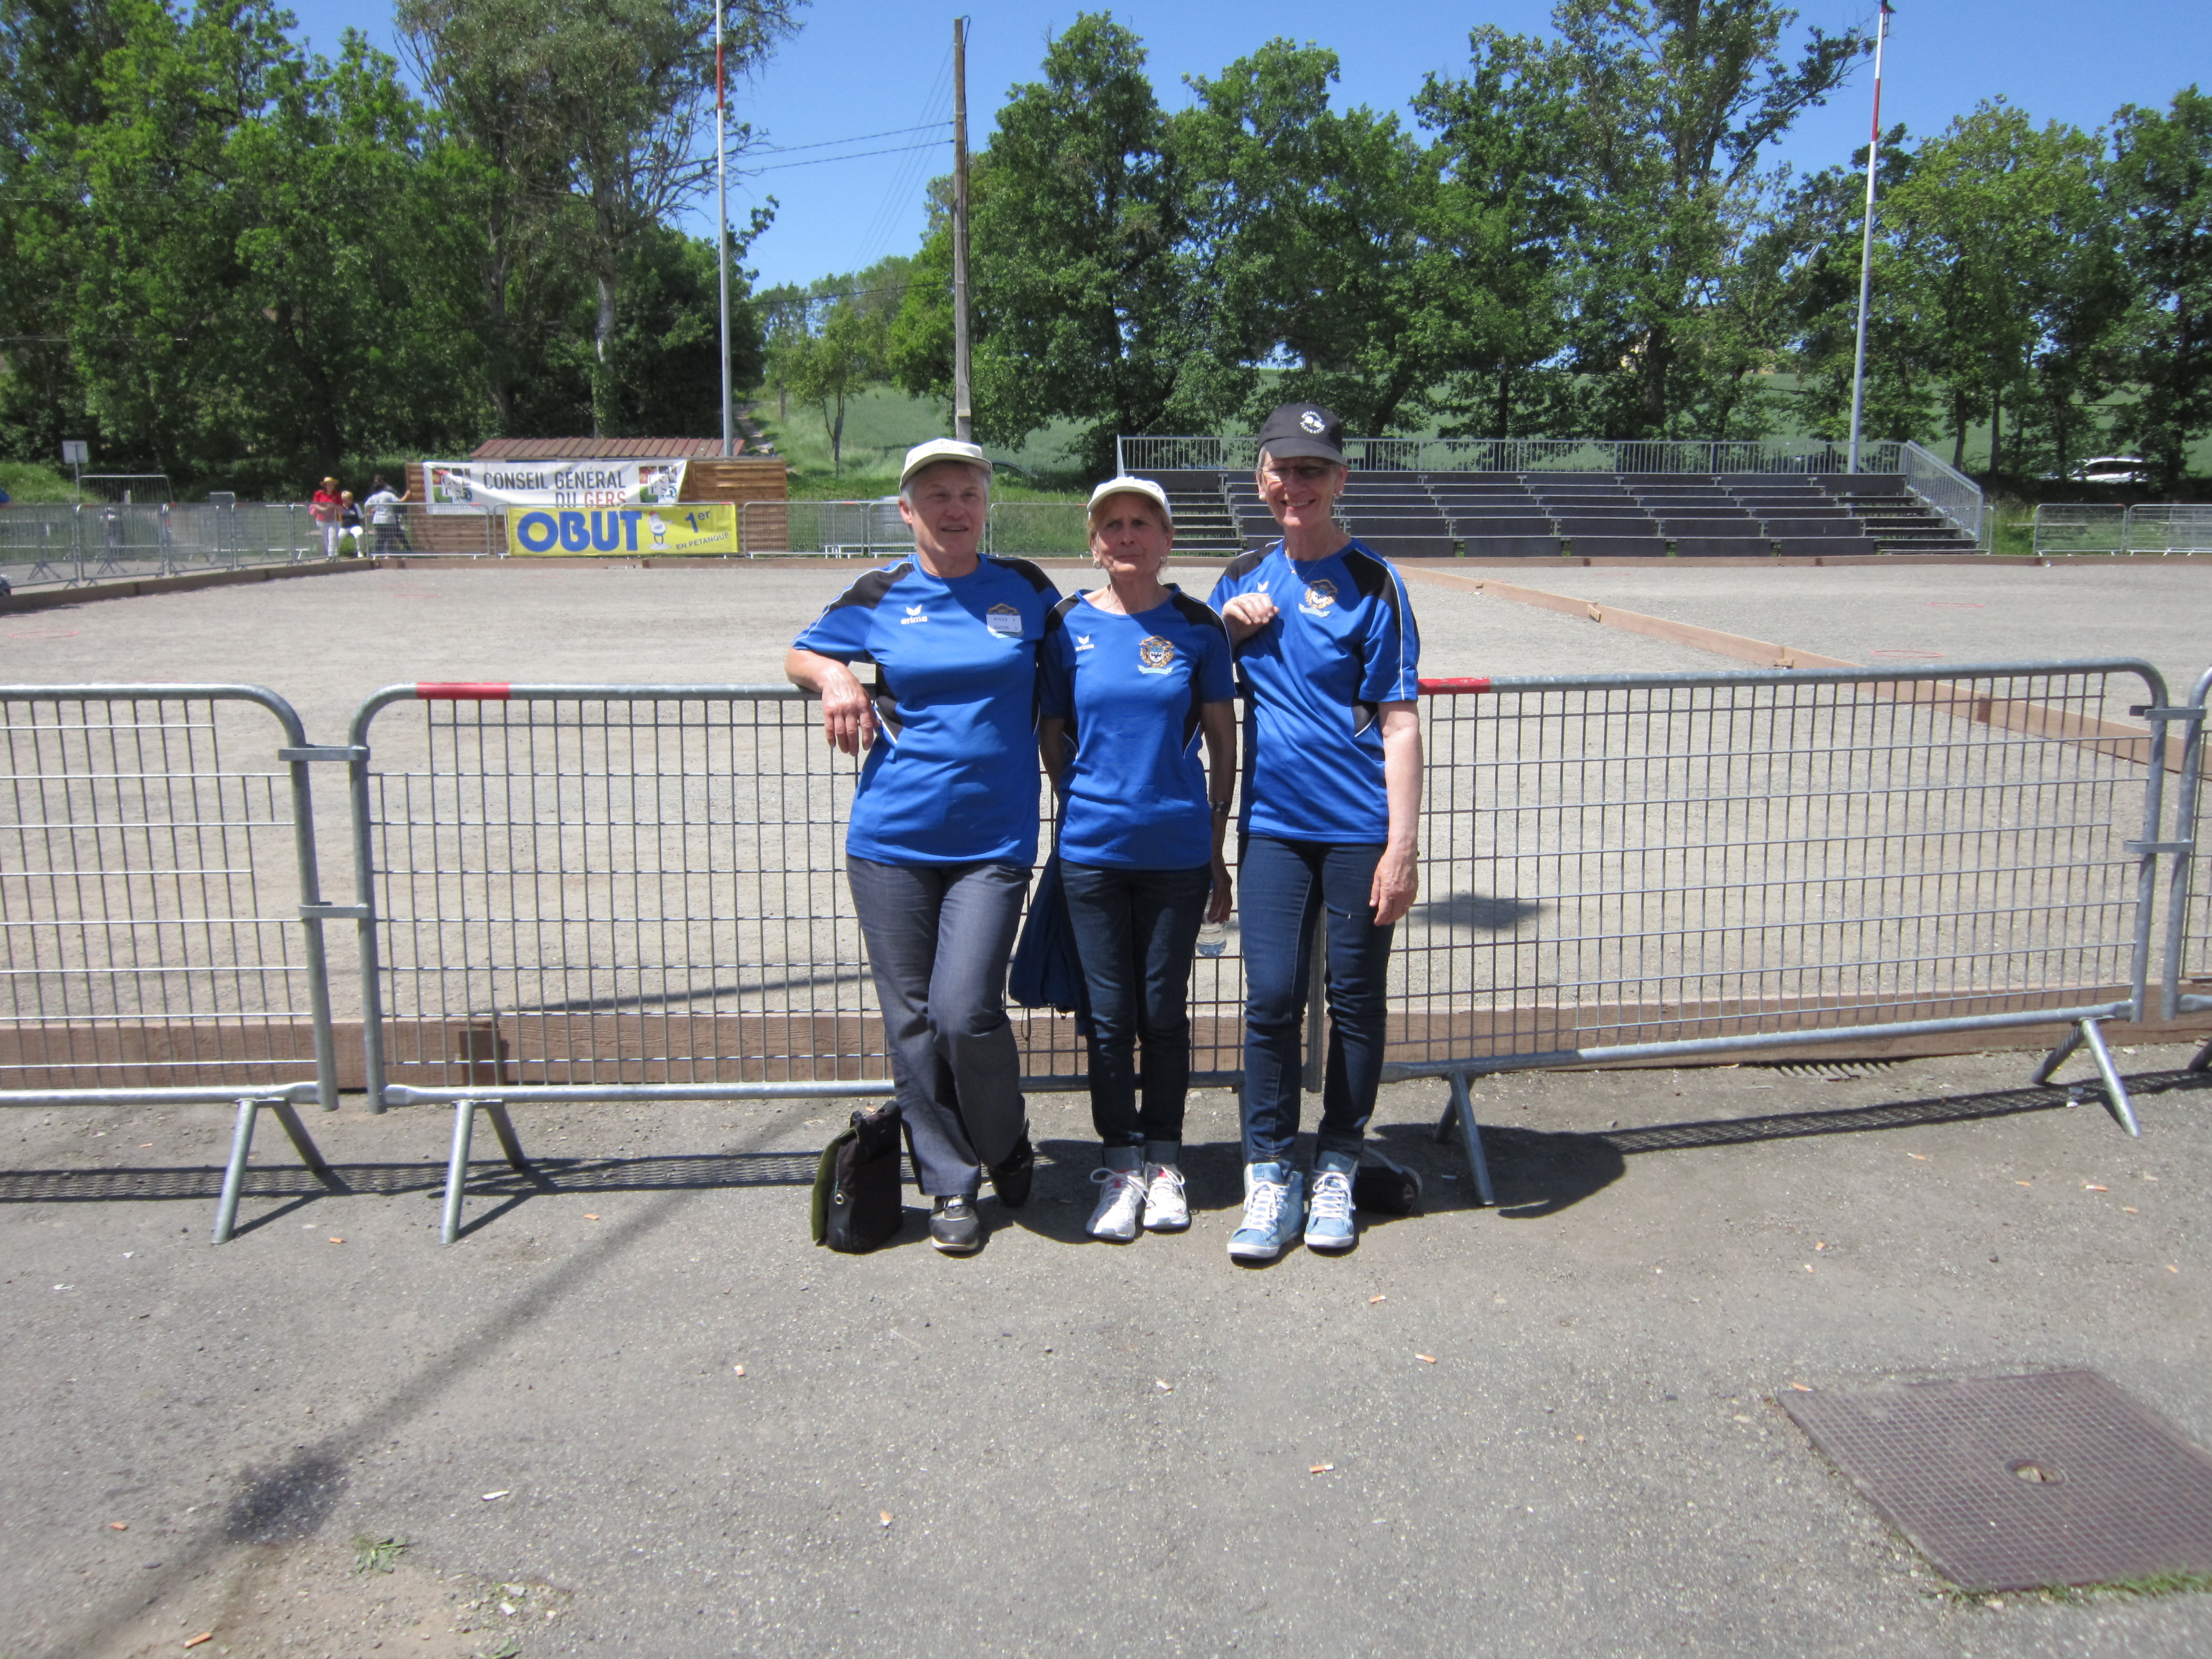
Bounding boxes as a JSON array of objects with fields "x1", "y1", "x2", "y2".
[{"x1": 1254, "y1": 401, "x2": 1346, "y2": 464}]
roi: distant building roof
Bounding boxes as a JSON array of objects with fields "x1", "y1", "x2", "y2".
[{"x1": 469, "y1": 437, "x2": 742, "y2": 460}]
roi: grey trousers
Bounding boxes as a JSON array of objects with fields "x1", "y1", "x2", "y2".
[{"x1": 846, "y1": 856, "x2": 1030, "y2": 1197}]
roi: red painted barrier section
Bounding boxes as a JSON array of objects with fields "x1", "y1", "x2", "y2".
[
  {"x1": 415, "y1": 682, "x2": 513, "y2": 700},
  {"x1": 1418, "y1": 678, "x2": 1494, "y2": 695}
]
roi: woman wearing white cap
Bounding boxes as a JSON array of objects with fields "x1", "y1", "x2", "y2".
[
  {"x1": 1036, "y1": 478, "x2": 1237, "y2": 1241},
  {"x1": 785, "y1": 439, "x2": 1061, "y2": 1254}
]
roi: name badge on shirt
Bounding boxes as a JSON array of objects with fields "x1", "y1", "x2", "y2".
[{"x1": 986, "y1": 603, "x2": 1023, "y2": 637}]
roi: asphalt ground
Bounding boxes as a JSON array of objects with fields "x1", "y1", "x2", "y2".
[{"x1": 5, "y1": 558, "x2": 2212, "y2": 1658}]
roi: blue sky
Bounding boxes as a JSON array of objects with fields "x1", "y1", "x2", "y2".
[{"x1": 283, "y1": 0, "x2": 2211, "y2": 293}]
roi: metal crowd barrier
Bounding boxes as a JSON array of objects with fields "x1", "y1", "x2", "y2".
[
  {"x1": 335, "y1": 663, "x2": 2192, "y2": 1237},
  {"x1": 0, "y1": 687, "x2": 350, "y2": 1239},
  {"x1": 2033, "y1": 504, "x2": 2212, "y2": 557},
  {"x1": 7, "y1": 661, "x2": 2206, "y2": 1242},
  {"x1": 1405, "y1": 661, "x2": 2183, "y2": 1195},
  {"x1": 2158, "y1": 670, "x2": 2212, "y2": 1046},
  {"x1": 0, "y1": 504, "x2": 325, "y2": 589}
]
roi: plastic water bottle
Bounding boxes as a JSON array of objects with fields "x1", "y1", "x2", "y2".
[{"x1": 1196, "y1": 920, "x2": 1229, "y2": 958}]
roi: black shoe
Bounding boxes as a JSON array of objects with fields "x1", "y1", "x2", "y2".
[
  {"x1": 988, "y1": 1130, "x2": 1036, "y2": 1210},
  {"x1": 930, "y1": 1195, "x2": 983, "y2": 1254}
]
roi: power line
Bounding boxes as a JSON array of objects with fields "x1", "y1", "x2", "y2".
[
  {"x1": 752, "y1": 121, "x2": 949, "y2": 155},
  {"x1": 746, "y1": 139, "x2": 947, "y2": 174}
]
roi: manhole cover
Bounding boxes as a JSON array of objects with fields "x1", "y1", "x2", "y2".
[{"x1": 1784, "y1": 1370, "x2": 2212, "y2": 1591}]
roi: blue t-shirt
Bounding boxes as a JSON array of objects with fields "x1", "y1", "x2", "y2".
[
  {"x1": 1038, "y1": 587, "x2": 1237, "y2": 869},
  {"x1": 792, "y1": 555, "x2": 1061, "y2": 865},
  {"x1": 1208, "y1": 540, "x2": 1421, "y2": 844}
]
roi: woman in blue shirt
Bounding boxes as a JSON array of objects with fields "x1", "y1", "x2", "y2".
[
  {"x1": 785, "y1": 438, "x2": 1061, "y2": 1255},
  {"x1": 1038, "y1": 478, "x2": 1237, "y2": 1242},
  {"x1": 1208, "y1": 403, "x2": 1424, "y2": 1262}
]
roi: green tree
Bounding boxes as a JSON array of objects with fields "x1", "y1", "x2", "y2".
[
  {"x1": 924, "y1": 14, "x2": 1220, "y2": 475},
  {"x1": 2109, "y1": 86, "x2": 2212, "y2": 491},
  {"x1": 1545, "y1": 0, "x2": 1868, "y2": 438},
  {"x1": 1882, "y1": 101, "x2": 2125, "y2": 479},
  {"x1": 771, "y1": 262, "x2": 905, "y2": 473},
  {"x1": 1173, "y1": 40, "x2": 1432, "y2": 433},
  {"x1": 1414, "y1": 26, "x2": 1579, "y2": 437},
  {"x1": 400, "y1": 0, "x2": 797, "y2": 436}
]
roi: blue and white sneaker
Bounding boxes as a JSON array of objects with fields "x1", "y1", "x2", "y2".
[
  {"x1": 1303, "y1": 1149, "x2": 1359, "y2": 1252},
  {"x1": 1228, "y1": 1162, "x2": 1304, "y2": 1261}
]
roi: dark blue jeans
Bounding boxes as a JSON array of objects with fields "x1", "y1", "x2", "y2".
[
  {"x1": 846, "y1": 856, "x2": 1030, "y2": 1197},
  {"x1": 1237, "y1": 835, "x2": 1395, "y2": 1166},
  {"x1": 1059, "y1": 862, "x2": 1212, "y2": 1151}
]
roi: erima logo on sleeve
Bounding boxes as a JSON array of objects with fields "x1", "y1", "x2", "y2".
[
  {"x1": 900, "y1": 604, "x2": 928, "y2": 625},
  {"x1": 1073, "y1": 633, "x2": 1094, "y2": 651}
]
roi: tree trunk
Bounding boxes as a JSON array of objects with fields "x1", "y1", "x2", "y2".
[
  {"x1": 1496, "y1": 359, "x2": 1511, "y2": 437},
  {"x1": 828, "y1": 396, "x2": 843, "y2": 475},
  {"x1": 1988, "y1": 388, "x2": 2001, "y2": 478},
  {"x1": 1951, "y1": 391, "x2": 1969, "y2": 470},
  {"x1": 592, "y1": 262, "x2": 618, "y2": 438}
]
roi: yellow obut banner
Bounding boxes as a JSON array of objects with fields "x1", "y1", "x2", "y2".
[{"x1": 505, "y1": 504, "x2": 738, "y2": 557}]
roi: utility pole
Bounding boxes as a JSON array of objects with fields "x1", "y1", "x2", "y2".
[
  {"x1": 1845, "y1": 1, "x2": 1891, "y2": 474},
  {"x1": 715, "y1": 0, "x2": 735, "y2": 457},
  {"x1": 951, "y1": 15, "x2": 974, "y2": 443}
]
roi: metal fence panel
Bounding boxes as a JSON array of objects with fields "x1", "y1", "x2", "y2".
[
  {"x1": 2163, "y1": 668, "x2": 2212, "y2": 1020},
  {"x1": 345, "y1": 687, "x2": 1254, "y2": 1108},
  {"x1": 2033, "y1": 504, "x2": 2127, "y2": 554},
  {"x1": 737, "y1": 501, "x2": 1090, "y2": 560},
  {"x1": 1395, "y1": 664, "x2": 2165, "y2": 1079},
  {"x1": 0, "y1": 686, "x2": 351, "y2": 1237},
  {"x1": 0, "y1": 504, "x2": 324, "y2": 589},
  {"x1": 2125, "y1": 506, "x2": 2212, "y2": 556},
  {"x1": 0, "y1": 687, "x2": 343, "y2": 1101}
]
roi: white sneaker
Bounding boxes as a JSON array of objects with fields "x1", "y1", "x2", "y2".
[
  {"x1": 1087, "y1": 1166, "x2": 1145, "y2": 1241},
  {"x1": 1141, "y1": 1162, "x2": 1189, "y2": 1231},
  {"x1": 1228, "y1": 1162, "x2": 1304, "y2": 1261}
]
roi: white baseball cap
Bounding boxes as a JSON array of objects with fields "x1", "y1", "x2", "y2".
[
  {"x1": 899, "y1": 437, "x2": 991, "y2": 487},
  {"x1": 1086, "y1": 476, "x2": 1173, "y2": 523}
]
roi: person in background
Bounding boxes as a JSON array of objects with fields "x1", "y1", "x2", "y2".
[
  {"x1": 1037, "y1": 477, "x2": 1235, "y2": 1242},
  {"x1": 337, "y1": 490, "x2": 364, "y2": 556},
  {"x1": 785, "y1": 438, "x2": 1061, "y2": 1255},
  {"x1": 364, "y1": 474, "x2": 412, "y2": 554},
  {"x1": 310, "y1": 476, "x2": 342, "y2": 558},
  {"x1": 1209, "y1": 402, "x2": 1423, "y2": 1262}
]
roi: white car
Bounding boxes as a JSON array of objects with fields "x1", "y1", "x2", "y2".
[{"x1": 2070, "y1": 455, "x2": 2148, "y2": 484}]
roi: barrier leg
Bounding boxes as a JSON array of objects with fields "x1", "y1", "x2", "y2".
[
  {"x1": 268, "y1": 1102, "x2": 344, "y2": 1190},
  {"x1": 2031, "y1": 1026, "x2": 2084, "y2": 1086},
  {"x1": 2075, "y1": 1021, "x2": 2142, "y2": 1136},
  {"x1": 482, "y1": 1102, "x2": 531, "y2": 1172},
  {"x1": 213, "y1": 1097, "x2": 267, "y2": 1244},
  {"x1": 441, "y1": 1099, "x2": 483, "y2": 1246},
  {"x1": 1441, "y1": 1071, "x2": 1496, "y2": 1208}
]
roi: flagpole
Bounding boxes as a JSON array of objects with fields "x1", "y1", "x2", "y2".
[
  {"x1": 715, "y1": 0, "x2": 734, "y2": 457},
  {"x1": 1845, "y1": 1, "x2": 1890, "y2": 474}
]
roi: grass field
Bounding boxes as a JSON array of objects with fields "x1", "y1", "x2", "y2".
[
  {"x1": 0, "y1": 462, "x2": 86, "y2": 503},
  {"x1": 747, "y1": 385, "x2": 1091, "y2": 496}
]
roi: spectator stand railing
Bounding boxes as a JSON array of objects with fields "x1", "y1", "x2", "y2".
[
  {"x1": 0, "y1": 686, "x2": 350, "y2": 1240},
  {"x1": 2156, "y1": 670, "x2": 2212, "y2": 1063},
  {"x1": 1404, "y1": 663, "x2": 2179, "y2": 1199}
]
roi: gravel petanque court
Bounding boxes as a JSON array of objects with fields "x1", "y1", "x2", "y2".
[{"x1": 3, "y1": 558, "x2": 2211, "y2": 1658}]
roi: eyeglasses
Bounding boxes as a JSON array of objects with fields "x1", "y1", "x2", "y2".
[{"x1": 1259, "y1": 462, "x2": 1339, "y2": 484}]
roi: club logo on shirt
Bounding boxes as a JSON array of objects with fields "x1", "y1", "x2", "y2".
[
  {"x1": 1299, "y1": 579, "x2": 1338, "y2": 617},
  {"x1": 900, "y1": 604, "x2": 929, "y2": 625},
  {"x1": 1072, "y1": 633, "x2": 1094, "y2": 652},
  {"x1": 1136, "y1": 635, "x2": 1176, "y2": 676},
  {"x1": 985, "y1": 602, "x2": 1023, "y2": 637}
]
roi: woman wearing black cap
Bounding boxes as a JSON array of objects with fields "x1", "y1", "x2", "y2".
[
  {"x1": 785, "y1": 438, "x2": 1062, "y2": 1255},
  {"x1": 1208, "y1": 403, "x2": 1423, "y2": 1261}
]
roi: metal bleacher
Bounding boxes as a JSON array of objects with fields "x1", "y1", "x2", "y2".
[{"x1": 1132, "y1": 466, "x2": 1980, "y2": 560}]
